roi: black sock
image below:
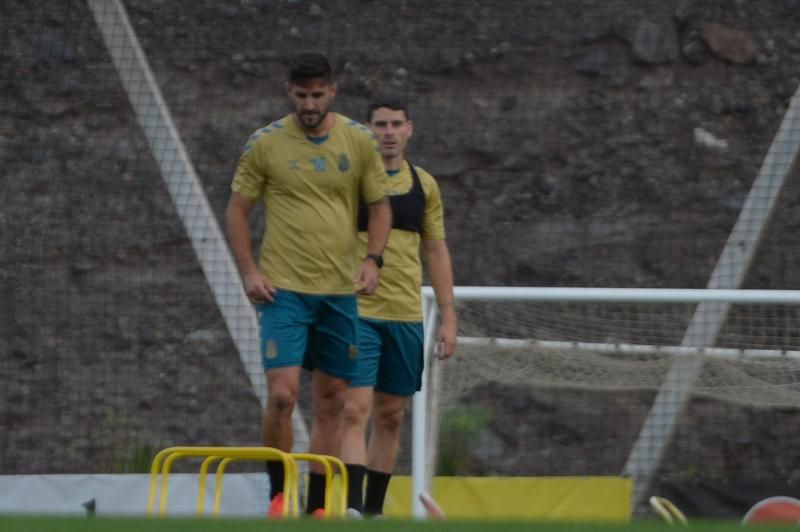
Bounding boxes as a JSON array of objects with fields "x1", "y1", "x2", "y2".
[
  {"x1": 266, "y1": 461, "x2": 284, "y2": 499},
  {"x1": 345, "y1": 463, "x2": 366, "y2": 512},
  {"x1": 305, "y1": 472, "x2": 327, "y2": 514},
  {"x1": 364, "y1": 469, "x2": 392, "y2": 516}
]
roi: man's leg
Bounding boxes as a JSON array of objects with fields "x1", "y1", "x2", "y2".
[
  {"x1": 364, "y1": 391, "x2": 407, "y2": 516},
  {"x1": 255, "y1": 290, "x2": 313, "y2": 515},
  {"x1": 305, "y1": 369, "x2": 349, "y2": 515},
  {"x1": 339, "y1": 386, "x2": 374, "y2": 512},
  {"x1": 304, "y1": 294, "x2": 361, "y2": 515},
  {"x1": 262, "y1": 366, "x2": 301, "y2": 502}
]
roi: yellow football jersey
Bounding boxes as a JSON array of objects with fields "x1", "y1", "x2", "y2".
[
  {"x1": 232, "y1": 113, "x2": 389, "y2": 294},
  {"x1": 357, "y1": 161, "x2": 446, "y2": 321}
]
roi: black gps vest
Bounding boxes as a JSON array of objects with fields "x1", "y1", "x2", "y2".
[{"x1": 358, "y1": 162, "x2": 425, "y2": 234}]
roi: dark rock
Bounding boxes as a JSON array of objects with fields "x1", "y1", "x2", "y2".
[
  {"x1": 632, "y1": 19, "x2": 679, "y2": 64},
  {"x1": 681, "y1": 39, "x2": 707, "y2": 65},
  {"x1": 574, "y1": 48, "x2": 609, "y2": 76},
  {"x1": 702, "y1": 23, "x2": 759, "y2": 64}
]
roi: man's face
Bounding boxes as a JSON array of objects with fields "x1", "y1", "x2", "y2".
[
  {"x1": 286, "y1": 78, "x2": 337, "y2": 131},
  {"x1": 368, "y1": 107, "x2": 413, "y2": 158}
]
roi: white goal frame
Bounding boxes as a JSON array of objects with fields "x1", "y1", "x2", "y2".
[{"x1": 412, "y1": 286, "x2": 800, "y2": 518}]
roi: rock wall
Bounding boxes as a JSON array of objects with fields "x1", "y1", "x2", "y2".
[{"x1": 3, "y1": 0, "x2": 800, "y2": 488}]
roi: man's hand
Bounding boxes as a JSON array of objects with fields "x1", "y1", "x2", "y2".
[
  {"x1": 435, "y1": 317, "x2": 457, "y2": 360},
  {"x1": 244, "y1": 270, "x2": 276, "y2": 304},
  {"x1": 354, "y1": 259, "x2": 380, "y2": 295}
]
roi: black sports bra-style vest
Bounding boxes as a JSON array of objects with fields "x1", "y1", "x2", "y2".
[{"x1": 358, "y1": 161, "x2": 425, "y2": 234}]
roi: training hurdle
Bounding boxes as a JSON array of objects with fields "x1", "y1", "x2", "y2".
[
  {"x1": 147, "y1": 446, "x2": 348, "y2": 518},
  {"x1": 649, "y1": 496, "x2": 688, "y2": 526}
]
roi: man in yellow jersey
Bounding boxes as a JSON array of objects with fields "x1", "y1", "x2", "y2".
[
  {"x1": 225, "y1": 53, "x2": 392, "y2": 517},
  {"x1": 339, "y1": 96, "x2": 457, "y2": 517}
]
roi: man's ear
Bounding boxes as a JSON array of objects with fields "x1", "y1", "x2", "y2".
[
  {"x1": 407, "y1": 119, "x2": 414, "y2": 139},
  {"x1": 329, "y1": 81, "x2": 339, "y2": 96}
]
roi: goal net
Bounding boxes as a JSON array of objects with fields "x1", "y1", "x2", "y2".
[{"x1": 418, "y1": 289, "x2": 800, "y2": 513}]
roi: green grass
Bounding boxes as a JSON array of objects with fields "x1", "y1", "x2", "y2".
[{"x1": 0, "y1": 516, "x2": 796, "y2": 532}]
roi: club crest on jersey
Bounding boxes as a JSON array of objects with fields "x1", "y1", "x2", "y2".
[
  {"x1": 348, "y1": 344, "x2": 358, "y2": 360},
  {"x1": 338, "y1": 154, "x2": 350, "y2": 172}
]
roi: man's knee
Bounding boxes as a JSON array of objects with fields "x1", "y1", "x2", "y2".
[
  {"x1": 266, "y1": 367, "x2": 301, "y2": 414},
  {"x1": 312, "y1": 373, "x2": 348, "y2": 419},
  {"x1": 342, "y1": 394, "x2": 371, "y2": 428},
  {"x1": 373, "y1": 400, "x2": 406, "y2": 434},
  {"x1": 268, "y1": 384, "x2": 298, "y2": 415},
  {"x1": 313, "y1": 392, "x2": 345, "y2": 423}
]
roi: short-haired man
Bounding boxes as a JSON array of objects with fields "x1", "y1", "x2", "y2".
[
  {"x1": 225, "y1": 53, "x2": 392, "y2": 517},
  {"x1": 340, "y1": 96, "x2": 457, "y2": 517}
]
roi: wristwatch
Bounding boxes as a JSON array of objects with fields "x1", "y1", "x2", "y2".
[{"x1": 365, "y1": 253, "x2": 384, "y2": 268}]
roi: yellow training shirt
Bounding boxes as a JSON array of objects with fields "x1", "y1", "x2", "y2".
[
  {"x1": 358, "y1": 161, "x2": 446, "y2": 321},
  {"x1": 232, "y1": 113, "x2": 389, "y2": 294}
]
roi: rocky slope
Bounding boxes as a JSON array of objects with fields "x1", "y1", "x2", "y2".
[{"x1": 3, "y1": 0, "x2": 800, "y2": 497}]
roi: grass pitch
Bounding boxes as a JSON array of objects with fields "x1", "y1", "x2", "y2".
[{"x1": 0, "y1": 516, "x2": 789, "y2": 532}]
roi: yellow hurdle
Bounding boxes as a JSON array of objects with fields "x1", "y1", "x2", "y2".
[
  {"x1": 147, "y1": 446, "x2": 349, "y2": 518},
  {"x1": 147, "y1": 446, "x2": 298, "y2": 517},
  {"x1": 289, "y1": 453, "x2": 348, "y2": 518},
  {"x1": 649, "y1": 496, "x2": 689, "y2": 526},
  {"x1": 197, "y1": 453, "x2": 300, "y2": 516}
]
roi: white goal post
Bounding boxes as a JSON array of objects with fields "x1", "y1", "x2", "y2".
[{"x1": 412, "y1": 286, "x2": 800, "y2": 518}]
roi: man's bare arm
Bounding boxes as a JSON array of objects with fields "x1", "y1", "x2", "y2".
[
  {"x1": 225, "y1": 191, "x2": 275, "y2": 302},
  {"x1": 423, "y1": 238, "x2": 457, "y2": 359},
  {"x1": 354, "y1": 197, "x2": 392, "y2": 295}
]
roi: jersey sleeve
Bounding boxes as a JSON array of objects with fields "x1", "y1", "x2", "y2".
[
  {"x1": 359, "y1": 131, "x2": 389, "y2": 203},
  {"x1": 421, "y1": 170, "x2": 446, "y2": 240},
  {"x1": 231, "y1": 133, "x2": 267, "y2": 200}
]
